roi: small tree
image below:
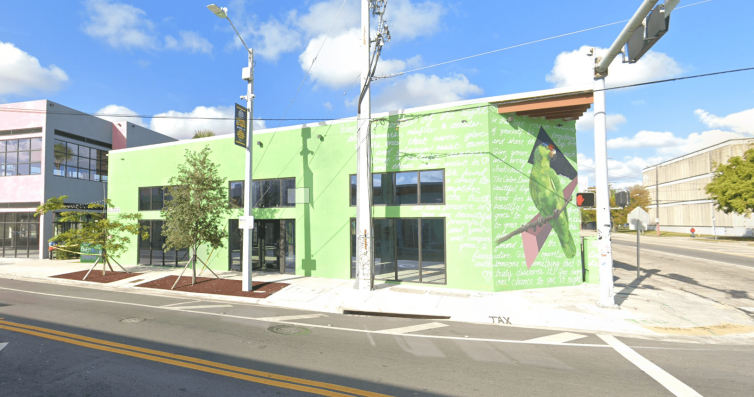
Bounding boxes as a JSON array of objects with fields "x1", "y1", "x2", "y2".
[
  {"x1": 192, "y1": 129, "x2": 216, "y2": 139},
  {"x1": 705, "y1": 147, "x2": 754, "y2": 217},
  {"x1": 162, "y1": 146, "x2": 231, "y2": 287},
  {"x1": 35, "y1": 196, "x2": 148, "y2": 279}
]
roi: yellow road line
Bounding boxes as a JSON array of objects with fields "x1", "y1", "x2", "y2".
[{"x1": 0, "y1": 320, "x2": 390, "y2": 397}]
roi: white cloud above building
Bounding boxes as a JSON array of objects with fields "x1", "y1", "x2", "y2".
[{"x1": 0, "y1": 42, "x2": 69, "y2": 97}]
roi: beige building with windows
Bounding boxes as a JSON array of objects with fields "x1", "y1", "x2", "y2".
[{"x1": 642, "y1": 138, "x2": 754, "y2": 237}]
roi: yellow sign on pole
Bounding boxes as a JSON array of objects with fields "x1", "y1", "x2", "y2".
[{"x1": 234, "y1": 103, "x2": 247, "y2": 148}]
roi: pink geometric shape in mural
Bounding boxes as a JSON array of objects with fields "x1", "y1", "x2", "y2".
[{"x1": 521, "y1": 177, "x2": 579, "y2": 268}]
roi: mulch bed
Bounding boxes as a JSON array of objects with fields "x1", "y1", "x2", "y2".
[
  {"x1": 52, "y1": 270, "x2": 144, "y2": 284},
  {"x1": 136, "y1": 276, "x2": 289, "y2": 299}
]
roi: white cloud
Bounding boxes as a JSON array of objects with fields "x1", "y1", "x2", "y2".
[
  {"x1": 607, "y1": 131, "x2": 684, "y2": 150},
  {"x1": 386, "y1": 0, "x2": 445, "y2": 40},
  {"x1": 694, "y1": 108, "x2": 754, "y2": 134},
  {"x1": 576, "y1": 109, "x2": 627, "y2": 133},
  {"x1": 299, "y1": 29, "x2": 419, "y2": 89},
  {"x1": 656, "y1": 129, "x2": 751, "y2": 158},
  {"x1": 546, "y1": 45, "x2": 683, "y2": 88},
  {"x1": 149, "y1": 106, "x2": 266, "y2": 140},
  {"x1": 165, "y1": 31, "x2": 213, "y2": 54},
  {"x1": 253, "y1": 17, "x2": 302, "y2": 61},
  {"x1": 371, "y1": 73, "x2": 483, "y2": 112},
  {"x1": 323, "y1": 101, "x2": 333, "y2": 111},
  {"x1": 83, "y1": 0, "x2": 157, "y2": 50},
  {"x1": 95, "y1": 104, "x2": 145, "y2": 127},
  {"x1": 578, "y1": 153, "x2": 661, "y2": 188},
  {"x1": 0, "y1": 42, "x2": 68, "y2": 96},
  {"x1": 296, "y1": 0, "x2": 359, "y2": 38}
]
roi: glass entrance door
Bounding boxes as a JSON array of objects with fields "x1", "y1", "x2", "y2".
[{"x1": 229, "y1": 219, "x2": 294, "y2": 273}]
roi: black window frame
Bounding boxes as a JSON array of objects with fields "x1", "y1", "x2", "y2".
[
  {"x1": 137, "y1": 219, "x2": 190, "y2": 267},
  {"x1": 229, "y1": 180, "x2": 244, "y2": 208},
  {"x1": 1, "y1": 211, "x2": 41, "y2": 258},
  {"x1": 349, "y1": 169, "x2": 445, "y2": 206},
  {"x1": 350, "y1": 217, "x2": 446, "y2": 285},
  {"x1": 138, "y1": 186, "x2": 170, "y2": 211},
  {"x1": 52, "y1": 138, "x2": 109, "y2": 182},
  {"x1": 251, "y1": 177, "x2": 296, "y2": 209},
  {"x1": 0, "y1": 137, "x2": 43, "y2": 177}
]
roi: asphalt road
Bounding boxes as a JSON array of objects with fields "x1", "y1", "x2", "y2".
[
  {"x1": 611, "y1": 238, "x2": 753, "y2": 268},
  {"x1": 2, "y1": 278, "x2": 754, "y2": 396}
]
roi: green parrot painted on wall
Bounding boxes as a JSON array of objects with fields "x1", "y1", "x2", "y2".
[{"x1": 529, "y1": 142, "x2": 576, "y2": 258}]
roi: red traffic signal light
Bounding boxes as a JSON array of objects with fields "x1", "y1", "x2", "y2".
[{"x1": 576, "y1": 192, "x2": 595, "y2": 207}]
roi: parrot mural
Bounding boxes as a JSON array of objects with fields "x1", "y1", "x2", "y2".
[{"x1": 529, "y1": 142, "x2": 577, "y2": 258}]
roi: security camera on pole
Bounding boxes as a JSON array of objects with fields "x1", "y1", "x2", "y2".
[
  {"x1": 355, "y1": 0, "x2": 390, "y2": 291},
  {"x1": 592, "y1": 0, "x2": 678, "y2": 307}
]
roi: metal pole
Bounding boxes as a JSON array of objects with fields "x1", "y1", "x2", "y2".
[
  {"x1": 655, "y1": 164, "x2": 660, "y2": 237},
  {"x1": 593, "y1": 77, "x2": 616, "y2": 307},
  {"x1": 594, "y1": 0, "x2": 659, "y2": 75},
  {"x1": 636, "y1": 220, "x2": 640, "y2": 279},
  {"x1": 242, "y1": 48, "x2": 254, "y2": 292},
  {"x1": 355, "y1": 0, "x2": 373, "y2": 291}
]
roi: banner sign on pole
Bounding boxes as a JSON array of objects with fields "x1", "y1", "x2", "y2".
[{"x1": 234, "y1": 103, "x2": 248, "y2": 148}]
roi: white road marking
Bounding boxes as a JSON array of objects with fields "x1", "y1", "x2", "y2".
[
  {"x1": 0, "y1": 286, "x2": 612, "y2": 347},
  {"x1": 161, "y1": 300, "x2": 201, "y2": 307},
  {"x1": 599, "y1": 334, "x2": 702, "y2": 397},
  {"x1": 525, "y1": 332, "x2": 587, "y2": 344},
  {"x1": 170, "y1": 304, "x2": 234, "y2": 310},
  {"x1": 0, "y1": 342, "x2": 7, "y2": 352},
  {"x1": 739, "y1": 307, "x2": 754, "y2": 313},
  {"x1": 378, "y1": 322, "x2": 449, "y2": 335},
  {"x1": 257, "y1": 314, "x2": 326, "y2": 322}
]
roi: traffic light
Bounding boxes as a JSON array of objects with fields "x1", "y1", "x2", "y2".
[
  {"x1": 576, "y1": 192, "x2": 595, "y2": 208},
  {"x1": 615, "y1": 191, "x2": 630, "y2": 208}
]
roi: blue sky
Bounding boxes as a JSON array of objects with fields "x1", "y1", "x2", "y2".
[{"x1": 1, "y1": 0, "x2": 752, "y2": 187}]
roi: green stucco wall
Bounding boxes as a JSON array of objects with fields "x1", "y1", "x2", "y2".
[{"x1": 108, "y1": 101, "x2": 582, "y2": 292}]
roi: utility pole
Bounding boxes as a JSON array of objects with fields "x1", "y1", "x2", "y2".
[
  {"x1": 592, "y1": 0, "x2": 677, "y2": 307},
  {"x1": 355, "y1": 0, "x2": 390, "y2": 291},
  {"x1": 206, "y1": 4, "x2": 254, "y2": 291},
  {"x1": 241, "y1": 48, "x2": 254, "y2": 291}
]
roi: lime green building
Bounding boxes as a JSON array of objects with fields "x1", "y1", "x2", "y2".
[{"x1": 107, "y1": 87, "x2": 593, "y2": 292}]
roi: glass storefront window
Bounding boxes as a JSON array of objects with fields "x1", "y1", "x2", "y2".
[
  {"x1": 350, "y1": 217, "x2": 446, "y2": 284},
  {"x1": 1, "y1": 212, "x2": 40, "y2": 258}
]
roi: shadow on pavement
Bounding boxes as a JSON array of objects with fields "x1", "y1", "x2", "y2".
[{"x1": 612, "y1": 259, "x2": 753, "y2": 306}]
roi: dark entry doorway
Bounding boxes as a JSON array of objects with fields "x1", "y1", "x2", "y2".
[{"x1": 229, "y1": 219, "x2": 294, "y2": 274}]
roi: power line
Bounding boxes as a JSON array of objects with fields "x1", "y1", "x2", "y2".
[
  {"x1": 2, "y1": 65, "x2": 752, "y2": 126},
  {"x1": 373, "y1": 0, "x2": 717, "y2": 81}
]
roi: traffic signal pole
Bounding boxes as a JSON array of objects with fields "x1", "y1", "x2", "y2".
[{"x1": 593, "y1": 0, "x2": 659, "y2": 307}]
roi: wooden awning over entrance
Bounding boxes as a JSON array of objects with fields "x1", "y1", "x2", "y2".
[{"x1": 494, "y1": 91, "x2": 593, "y2": 121}]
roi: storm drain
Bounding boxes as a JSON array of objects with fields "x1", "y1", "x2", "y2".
[
  {"x1": 268, "y1": 325, "x2": 311, "y2": 336},
  {"x1": 120, "y1": 317, "x2": 147, "y2": 323}
]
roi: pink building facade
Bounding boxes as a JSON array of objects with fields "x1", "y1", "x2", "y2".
[{"x1": 0, "y1": 100, "x2": 175, "y2": 259}]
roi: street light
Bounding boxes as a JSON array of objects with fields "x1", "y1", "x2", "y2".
[
  {"x1": 592, "y1": 0, "x2": 677, "y2": 307},
  {"x1": 207, "y1": 4, "x2": 255, "y2": 292}
]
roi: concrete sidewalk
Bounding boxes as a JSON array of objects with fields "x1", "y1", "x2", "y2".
[{"x1": 1, "y1": 257, "x2": 753, "y2": 342}]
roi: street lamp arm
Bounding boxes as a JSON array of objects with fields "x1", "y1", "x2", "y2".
[{"x1": 595, "y1": 0, "x2": 658, "y2": 77}]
